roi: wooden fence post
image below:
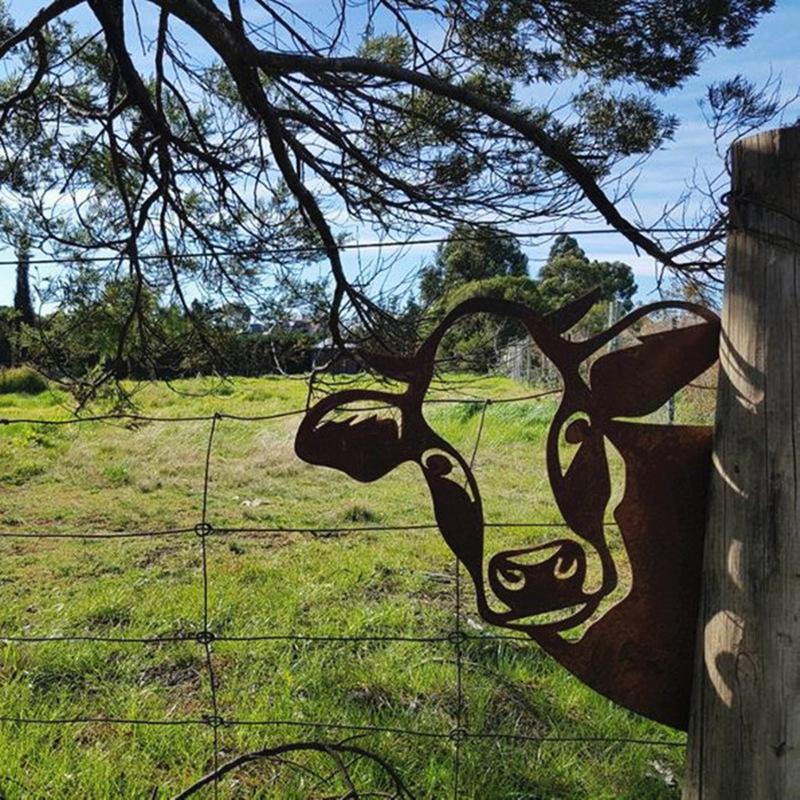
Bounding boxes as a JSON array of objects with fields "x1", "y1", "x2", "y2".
[{"x1": 684, "y1": 126, "x2": 800, "y2": 798}]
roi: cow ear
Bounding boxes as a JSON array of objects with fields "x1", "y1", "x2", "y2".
[{"x1": 590, "y1": 319, "x2": 720, "y2": 419}]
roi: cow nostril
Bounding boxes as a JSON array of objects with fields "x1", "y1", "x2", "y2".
[
  {"x1": 554, "y1": 555, "x2": 579, "y2": 579},
  {"x1": 495, "y1": 566, "x2": 526, "y2": 590},
  {"x1": 486, "y1": 541, "x2": 593, "y2": 621}
]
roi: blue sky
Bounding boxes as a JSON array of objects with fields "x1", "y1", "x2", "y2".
[{"x1": 1, "y1": 0, "x2": 799, "y2": 306}]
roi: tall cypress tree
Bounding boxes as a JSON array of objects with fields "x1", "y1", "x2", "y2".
[{"x1": 13, "y1": 235, "x2": 35, "y2": 328}]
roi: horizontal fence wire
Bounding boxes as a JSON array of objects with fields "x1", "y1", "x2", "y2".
[
  {"x1": 0, "y1": 226, "x2": 717, "y2": 268},
  {"x1": 0, "y1": 521, "x2": 609, "y2": 540},
  {"x1": 0, "y1": 715, "x2": 685, "y2": 747},
  {"x1": 0, "y1": 384, "x2": 697, "y2": 796},
  {"x1": 0, "y1": 408, "x2": 310, "y2": 426},
  {"x1": 0, "y1": 388, "x2": 563, "y2": 428}
]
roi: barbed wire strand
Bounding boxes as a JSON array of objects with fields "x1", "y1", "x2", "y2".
[
  {"x1": 0, "y1": 521, "x2": 601, "y2": 541},
  {"x1": 0, "y1": 388, "x2": 564, "y2": 429},
  {"x1": 0, "y1": 385, "x2": 701, "y2": 795}
]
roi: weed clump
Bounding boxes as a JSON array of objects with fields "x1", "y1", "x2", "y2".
[
  {"x1": 0, "y1": 366, "x2": 49, "y2": 395},
  {"x1": 342, "y1": 504, "x2": 378, "y2": 523}
]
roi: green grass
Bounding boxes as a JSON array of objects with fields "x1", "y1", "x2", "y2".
[{"x1": 0, "y1": 375, "x2": 712, "y2": 798}]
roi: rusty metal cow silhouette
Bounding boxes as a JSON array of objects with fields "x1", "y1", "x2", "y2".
[{"x1": 295, "y1": 292, "x2": 720, "y2": 730}]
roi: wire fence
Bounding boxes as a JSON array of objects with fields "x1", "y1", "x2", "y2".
[
  {"x1": 0, "y1": 385, "x2": 704, "y2": 798},
  {"x1": 0, "y1": 226, "x2": 717, "y2": 268}
]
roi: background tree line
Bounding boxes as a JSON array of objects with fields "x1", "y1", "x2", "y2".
[{"x1": 0, "y1": 226, "x2": 635, "y2": 388}]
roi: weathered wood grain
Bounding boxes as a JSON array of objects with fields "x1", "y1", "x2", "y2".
[{"x1": 684, "y1": 127, "x2": 800, "y2": 798}]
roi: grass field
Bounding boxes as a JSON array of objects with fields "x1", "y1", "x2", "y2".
[{"x1": 0, "y1": 374, "x2": 715, "y2": 799}]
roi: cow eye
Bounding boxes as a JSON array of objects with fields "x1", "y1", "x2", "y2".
[
  {"x1": 421, "y1": 448, "x2": 477, "y2": 503},
  {"x1": 558, "y1": 413, "x2": 591, "y2": 474}
]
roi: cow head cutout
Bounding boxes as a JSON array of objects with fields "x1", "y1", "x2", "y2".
[{"x1": 295, "y1": 293, "x2": 720, "y2": 729}]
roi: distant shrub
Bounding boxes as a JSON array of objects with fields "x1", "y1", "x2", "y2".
[{"x1": 0, "y1": 366, "x2": 49, "y2": 395}]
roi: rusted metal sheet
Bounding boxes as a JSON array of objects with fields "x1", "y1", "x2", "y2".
[{"x1": 295, "y1": 292, "x2": 720, "y2": 730}]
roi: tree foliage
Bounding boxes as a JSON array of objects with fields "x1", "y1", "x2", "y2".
[
  {"x1": 0, "y1": 269, "x2": 329, "y2": 405},
  {"x1": 0, "y1": 0, "x2": 781, "y2": 385},
  {"x1": 420, "y1": 223, "x2": 529, "y2": 306},
  {"x1": 538, "y1": 234, "x2": 637, "y2": 312},
  {"x1": 417, "y1": 226, "x2": 637, "y2": 371},
  {"x1": 13, "y1": 235, "x2": 35, "y2": 327},
  {"x1": 416, "y1": 223, "x2": 539, "y2": 371}
]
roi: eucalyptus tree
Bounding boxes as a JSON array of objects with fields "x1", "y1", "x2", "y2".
[
  {"x1": 0, "y1": 0, "x2": 781, "y2": 373},
  {"x1": 538, "y1": 233, "x2": 636, "y2": 312},
  {"x1": 419, "y1": 222, "x2": 529, "y2": 307}
]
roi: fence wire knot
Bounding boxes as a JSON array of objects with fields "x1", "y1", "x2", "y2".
[
  {"x1": 447, "y1": 630, "x2": 468, "y2": 647},
  {"x1": 448, "y1": 728, "x2": 469, "y2": 744},
  {"x1": 194, "y1": 522, "x2": 214, "y2": 538}
]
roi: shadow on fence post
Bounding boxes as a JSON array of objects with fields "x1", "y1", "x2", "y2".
[{"x1": 684, "y1": 126, "x2": 800, "y2": 798}]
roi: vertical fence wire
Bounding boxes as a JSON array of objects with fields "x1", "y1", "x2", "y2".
[
  {"x1": 199, "y1": 414, "x2": 221, "y2": 798},
  {"x1": 453, "y1": 399, "x2": 490, "y2": 798}
]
